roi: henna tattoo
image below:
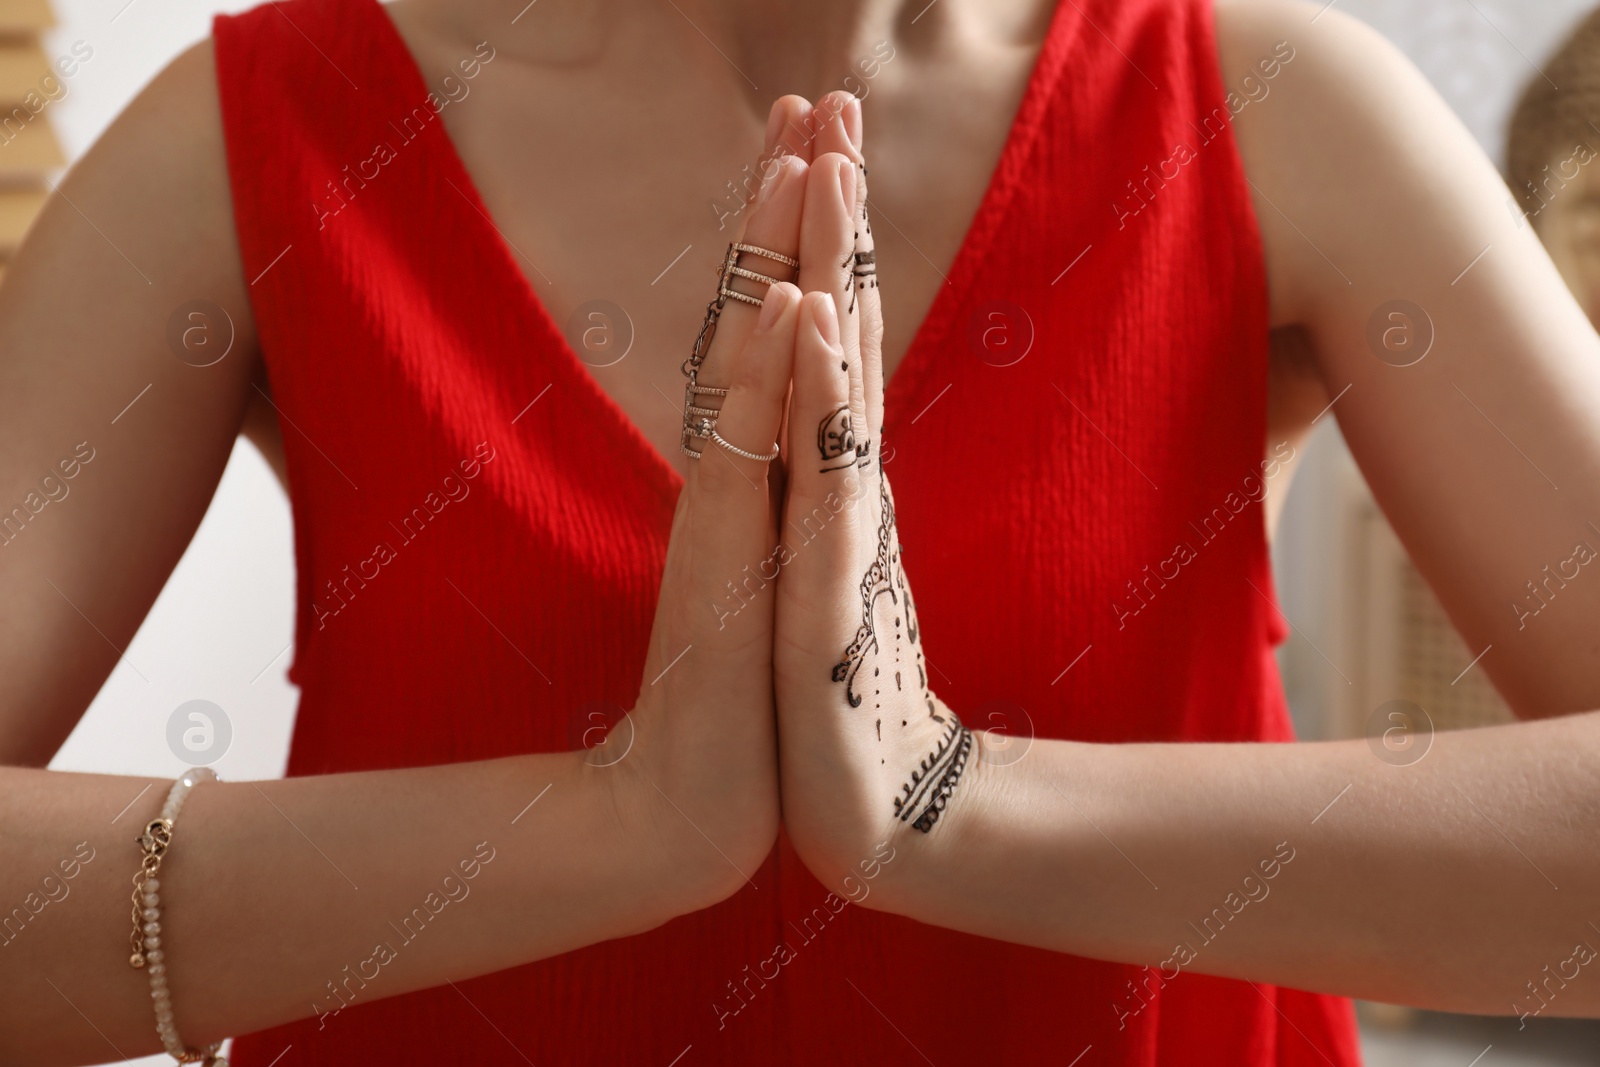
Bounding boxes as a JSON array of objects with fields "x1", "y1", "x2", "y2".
[
  {"x1": 844, "y1": 165, "x2": 877, "y2": 317},
  {"x1": 828, "y1": 475, "x2": 973, "y2": 832},
  {"x1": 817, "y1": 405, "x2": 872, "y2": 473},
  {"x1": 818, "y1": 404, "x2": 857, "y2": 472},
  {"x1": 842, "y1": 249, "x2": 877, "y2": 315},
  {"x1": 832, "y1": 478, "x2": 897, "y2": 707},
  {"x1": 889, "y1": 539, "x2": 941, "y2": 724},
  {"x1": 896, "y1": 551, "x2": 921, "y2": 647},
  {"x1": 859, "y1": 162, "x2": 872, "y2": 229},
  {"x1": 893, "y1": 716, "x2": 974, "y2": 833},
  {"x1": 853, "y1": 249, "x2": 877, "y2": 287}
]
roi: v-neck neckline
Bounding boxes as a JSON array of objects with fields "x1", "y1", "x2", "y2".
[{"x1": 367, "y1": 0, "x2": 1076, "y2": 496}]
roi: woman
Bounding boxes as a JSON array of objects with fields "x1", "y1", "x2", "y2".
[{"x1": 2, "y1": 0, "x2": 1598, "y2": 1063}]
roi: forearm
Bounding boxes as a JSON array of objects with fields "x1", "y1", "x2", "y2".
[
  {"x1": 1, "y1": 752, "x2": 689, "y2": 1064},
  {"x1": 877, "y1": 708, "x2": 1600, "y2": 1017}
]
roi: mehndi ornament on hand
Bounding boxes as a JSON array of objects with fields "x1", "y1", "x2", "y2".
[
  {"x1": 817, "y1": 403, "x2": 870, "y2": 473},
  {"x1": 895, "y1": 716, "x2": 974, "y2": 833},
  {"x1": 833, "y1": 479, "x2": 974, "y2": 834},
  {"x1": 680, "y1": 242, "x2": 798, "y2": 462}
]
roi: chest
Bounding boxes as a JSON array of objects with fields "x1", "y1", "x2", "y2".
[
  {"x1": 245, "y1": 1, "x2": 1313, "y2": 511},
  {"x1": 378, "y1": 12, "x2": 1042, "y2": 475},
  {"x1": 226, "y1": 0, "x2": 1297, "y2": 751}
]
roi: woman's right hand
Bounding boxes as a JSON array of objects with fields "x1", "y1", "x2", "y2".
[{"x1": 593, "y1": 98, "x2": 822, "y2": 914}]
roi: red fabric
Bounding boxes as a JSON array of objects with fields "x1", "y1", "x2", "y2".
[{"x1": 212, "y1": 0, "x2": 1360, "y2": 1063}]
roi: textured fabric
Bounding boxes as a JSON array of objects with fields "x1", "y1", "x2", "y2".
[{"x1": 212, "y1": 0, "x2": 1360, "y2": 1062}]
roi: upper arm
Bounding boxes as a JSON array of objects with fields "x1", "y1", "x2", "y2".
[
  {"x1": 1219, "y1": 0, "x2": 1600, "y2": 716},
  {"x1": 0, "y1": 38, "x2": 259, "y2": 764}
]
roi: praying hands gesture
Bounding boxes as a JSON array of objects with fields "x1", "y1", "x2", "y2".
[
  {"x1": 759, "y1": 99, "x2": 981, "y2": 880},
  {"x1": 675, "y1": 91, "x2": 982, "y2": 891}
]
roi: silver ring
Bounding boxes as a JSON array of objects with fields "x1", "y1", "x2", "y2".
[
  {"x1": 680, "y1": 243, "x2": 797, "y2": 458},
  {"x1": 727, "y1": 265, "x2": 783, "y2": 287},
  {"x1": 718, "y1": 286, "x2": 765, "y2": 309},
  {"x1": 710, "y1": 429, "x2": 780, "y2": 463},
  {"x1": 731, "y1": 242, "x2": 799, "y2": 270}
]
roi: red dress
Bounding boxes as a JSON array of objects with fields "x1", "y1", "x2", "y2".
[{"x1": 213, "y1": 0, "x2": 1361, "y2": 1062}]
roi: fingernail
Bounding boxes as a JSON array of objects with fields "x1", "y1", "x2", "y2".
[
  {"x1": 837, "y1": 157, "x2": 856, "y2": 215},
  {"x1": 811, "y1": 293, "x2": 839, "y2": 345},
  {"x1": 759, "y1": 283, "x2": 788, "y2": 329},
  {"x1": 843, "y1": 96, "x2": 862, "y2": 152}
]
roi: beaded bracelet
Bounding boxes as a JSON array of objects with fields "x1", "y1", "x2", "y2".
[{"x1": 130, "y1": 767, "x2": 227, "y2": 1066}]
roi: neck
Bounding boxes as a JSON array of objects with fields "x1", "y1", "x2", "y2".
[
  {"x1": 690, "y1": 0, "x2": 927, "y2": 99},
  {"x1": 429, "y1": 0, "x2": 958, "y2": 99}
]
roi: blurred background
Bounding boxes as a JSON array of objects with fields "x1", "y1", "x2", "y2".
[{"x1": 6, "y1": 0, "x2": 1597, "y2": 1063}]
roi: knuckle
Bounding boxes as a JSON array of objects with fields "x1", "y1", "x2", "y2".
[{"x1": 727, "y1": 344, "x2": 766, "y2": 393}]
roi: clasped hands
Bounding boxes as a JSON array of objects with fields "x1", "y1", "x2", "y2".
[{"x1": 597, "y1": 92, "x2": 984, "y2": 923}]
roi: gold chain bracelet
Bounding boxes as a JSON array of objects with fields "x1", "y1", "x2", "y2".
[{"x1": 129, "y1": 768, "x2": 227, "y2": 1065}]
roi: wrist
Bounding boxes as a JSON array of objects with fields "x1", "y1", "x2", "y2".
[
  {"x1": 860, "y1": 726, "x2": 1008, "y2": 923},
  {"x1": 594, "y1": 705, "x2": 778, "y2": 922}
]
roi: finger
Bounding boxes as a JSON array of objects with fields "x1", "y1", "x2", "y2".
[
  {"x1": 798, "y1": 153, "x2": 869, "y2": 482},
  {"x1": 684, "y1": 152, "x2": 807, "y2": 458},
  {"x1": 804, "y1": 97, "x2": 884, "y2": 474},
  {"x1": 813, "y1": 96, "x2": 883, "y2": 474},
  {"x1": 666, "y1": 284, "x2": 801, "y2": 665},
  {"x1": 784, "y1": 293, "x2": 868, "y2": 581},
  {"x1": 808, "y1": 91, "x2": 860, "y2": 163},
  {"x1": 855, "y1": 177, "x2": 883, "y2": 474},
  {"x1": 766, "y1": 95, "x2": 818, "y2": 165},
  {"x1": 779, "y1": 293, "x2": 879, "y2": 677},
  {"x1": 693, "y1": 282, "x2": 799, "y2": 499}
]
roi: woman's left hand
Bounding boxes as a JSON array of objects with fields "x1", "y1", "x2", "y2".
[{"x1": 772, "y1": 96, "x2": 983, "y2": 899}]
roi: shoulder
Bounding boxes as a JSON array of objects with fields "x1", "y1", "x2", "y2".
[
  {"x1": 1210, "y1": 0, "x2": 1489, "y2": 326},
  {"x1": 4, "y1": 32, "x2": 258, "y2": 406},
  {"x1": 75, "y1": 36, "x2": 241, "y2": 264},
  {"x1": 1211, "y1": 0, "x2": 1407, "y2": 81},
  {"x1": 118, "y1": 35, "x2": 225, "y2": 149}
]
